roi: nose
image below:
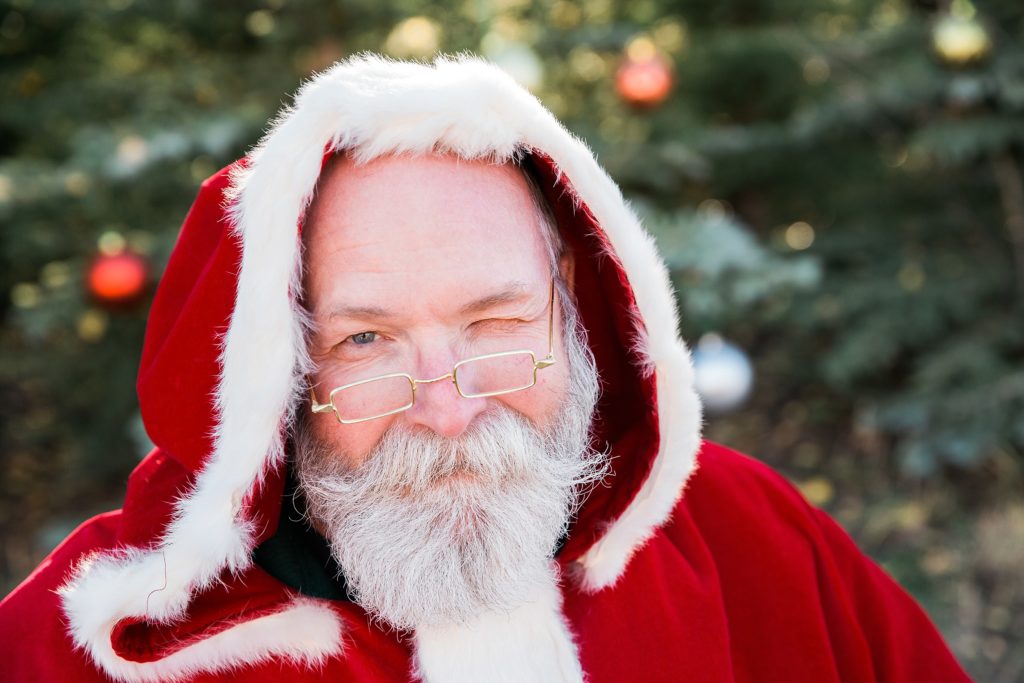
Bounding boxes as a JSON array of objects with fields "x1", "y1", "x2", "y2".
[{"x1": 405, "y1": 370, "x2": 487, "y2": 439}]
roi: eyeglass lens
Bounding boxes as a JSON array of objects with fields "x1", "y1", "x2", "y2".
[
  {"x1": 332, "y1": 375, "x2": 414, "y2": 422},
  {"x1": 455, "y1": 352, "x2": 537, "y2": 397}
]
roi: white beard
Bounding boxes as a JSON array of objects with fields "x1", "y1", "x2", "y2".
[{"x1": 293, "y1": 310, "x2": 604, "y2": 631}]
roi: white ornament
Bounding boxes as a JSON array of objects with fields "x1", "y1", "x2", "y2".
[{"x1": 692, "y1": 333, "x2": 753, "y2": 413}]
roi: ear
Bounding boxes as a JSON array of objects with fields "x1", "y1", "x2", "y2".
[{"x1": 558, "y1": 251, "x2": 576, "y2": 296}]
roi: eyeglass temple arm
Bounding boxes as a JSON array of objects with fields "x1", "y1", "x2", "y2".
[
  {"x1": 309, "y1": 387, "x2": 334, "y2": 414},
  {"x1": 536, "y1": 278, "x2": 557, "y2": 369}
]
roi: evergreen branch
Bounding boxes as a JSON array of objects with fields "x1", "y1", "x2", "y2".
[{"x1": 990, "y1": 152, "x2": 1024, "y2": 304}]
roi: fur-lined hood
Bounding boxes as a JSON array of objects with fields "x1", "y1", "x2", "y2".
[{"x1": 58, "y1": 53, "x2": 703, "y2": 682}]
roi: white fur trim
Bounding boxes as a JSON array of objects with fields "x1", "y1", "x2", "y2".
[
  {"x1": 59, "y1": 584, "x2": 343, "y2": 683},
  {"x1": 62, "y1": 52, "x2": 703, "y2": 675},
  {"x1": 413, "y1": 566, "x2": 584, "y2": 683},
  {"x1": 575, "y1": 343, "x2": 703, "y2": 590}
]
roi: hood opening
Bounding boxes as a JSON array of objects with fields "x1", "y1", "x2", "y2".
[{"x1": 130, "y1": 148, "x2": 665, "y2": 596}]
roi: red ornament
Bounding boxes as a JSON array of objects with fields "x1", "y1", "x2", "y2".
[
  {"x1": 616, "y1": 53, "x2": 673, "y2": 107},
  {"x1": 86, "y1": 250, "x2": 150, "y2": 308}
]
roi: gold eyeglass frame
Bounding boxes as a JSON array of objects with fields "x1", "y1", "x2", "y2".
[{"x1": 310, "y1": 279, "x2": 557, "y2": 425}]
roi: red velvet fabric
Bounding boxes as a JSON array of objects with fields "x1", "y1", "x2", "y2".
[
  {"x1": 136, "y1": 166, "x2": 241, "y2": 475},
  {"x1": 1, "y1": 442, "x2": 971, "y2": 681}
]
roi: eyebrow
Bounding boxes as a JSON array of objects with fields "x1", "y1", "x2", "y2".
[{"x1": 325, "y1": 280, "x2": 537, "y2": 322}]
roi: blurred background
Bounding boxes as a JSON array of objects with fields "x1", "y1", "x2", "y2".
[{"x1": 2, "y1": 0, "x2": 1022, "y2": 678}]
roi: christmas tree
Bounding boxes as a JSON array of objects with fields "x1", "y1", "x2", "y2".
[{"x1": 2, "y1": 0, "x2": 1021, "y2": 677}]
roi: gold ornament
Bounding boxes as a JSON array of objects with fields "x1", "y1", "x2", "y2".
[
  {"x1": 932, "y1": 14, "x2": 992, "y2": 66},
  {"x1": 385, "y1": 17, "x2": 440, "y2": 59}
]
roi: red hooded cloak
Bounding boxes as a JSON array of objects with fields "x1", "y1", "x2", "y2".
[{"x1": 1, "y1": 54, "x2": 971, "y2": 683}]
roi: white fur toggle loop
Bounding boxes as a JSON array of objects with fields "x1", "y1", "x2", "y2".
[
  {"x1": 412, "y1": 566, "x2": 584, "y2": 683},
  {"x1": 61, "y1": 590, "x2": 344, "y2": 683}
]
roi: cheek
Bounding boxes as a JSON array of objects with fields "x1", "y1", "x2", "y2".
[
  {"x1": 310, "y1": 364, "x2": 393, "y2": 467},
  {"x1": 495, "y1": 360, "x2": 568, "y2": 426},
  {"x1": 310, "y1": 410, "x2": 393, "y2": 468}
]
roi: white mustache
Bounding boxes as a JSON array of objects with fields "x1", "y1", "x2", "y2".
[{"x1": 318, "y1": 409, "x2": 555, "y2": 494}]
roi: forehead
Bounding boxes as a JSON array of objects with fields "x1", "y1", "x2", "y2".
[{"x1": 302, "y1": 153, "x2": 551, "y2": 313}]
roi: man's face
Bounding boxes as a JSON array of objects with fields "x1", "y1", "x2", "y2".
[
  {"x1": 296, "y1": 153, "x2": 604, "y2": 630},
  {"x1": 303, "y1": 153, "x2": 570, "y2": 465}
]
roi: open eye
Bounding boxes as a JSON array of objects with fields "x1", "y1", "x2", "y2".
[{"x1": 348, "y1": 331, "x2": 378, "y2": 345}]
